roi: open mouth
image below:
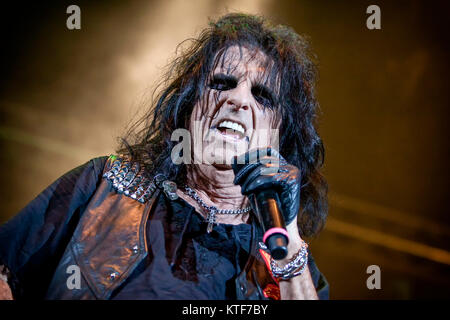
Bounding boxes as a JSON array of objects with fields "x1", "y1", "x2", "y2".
[{"x1": 215, "y1": 120, "x2": 246, "y2": 140}]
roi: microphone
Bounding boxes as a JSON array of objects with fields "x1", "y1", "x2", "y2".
[
  {"x1": 253, "y1": 189, "x2": 289, "y2": 260},
  {"x1": 232, "y1": 148, "x2": 289, "y2": 260}
]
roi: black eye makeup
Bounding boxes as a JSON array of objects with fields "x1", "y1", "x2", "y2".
[
  {"x1": 208, "y1": 73, "x2": 237, "y2": 91},
  {"x1": 251, "y1": 84, "x2": 277, "y2": 109},
  {"x1": 208, "y1": 73, "x2": 278, "y2": 109}
]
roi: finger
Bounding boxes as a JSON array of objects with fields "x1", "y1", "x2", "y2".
[
  {"x1": 233, "y1": 162, "x2": 260, "y2": 185},
  {"x1": 233, "y1": 155, "x2": 283, "y2": 185},
  {"x1": 241, "y1": 170, "x2": 291, "y2": 195},
  {"x1": 240, "y1": 174, "x2": 279, "y2": 195},
  {"x1": 232, "y1": 147, "x2": 270, "y2": 167}
]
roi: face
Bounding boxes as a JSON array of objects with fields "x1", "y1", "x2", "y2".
[{"x1": 189, "y1": 45, "x2": 280, "y2": 168}]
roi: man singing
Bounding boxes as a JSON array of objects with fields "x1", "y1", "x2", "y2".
[{"x1": 0, "y1": 13, "x2": 329, "y2": 300}]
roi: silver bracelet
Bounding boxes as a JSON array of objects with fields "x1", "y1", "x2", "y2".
[
  {"x1": 0, "y1": 265, "x2": 10, "y2": 283},
  {"x1": 270, "y1": 240, "x2": 309, "y2": 280}
]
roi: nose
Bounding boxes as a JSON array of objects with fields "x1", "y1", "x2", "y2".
[{"x1": 226, "y1": 83, "x2": 252, "y2": 112}]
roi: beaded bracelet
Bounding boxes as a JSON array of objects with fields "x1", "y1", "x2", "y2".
[{"x1": 270, "y1": 240, "x2": 309, "y2": 280}]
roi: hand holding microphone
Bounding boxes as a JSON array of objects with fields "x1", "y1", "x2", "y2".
[{"x1": 232, "y1": 148, "x2": 302, "y2": 260}]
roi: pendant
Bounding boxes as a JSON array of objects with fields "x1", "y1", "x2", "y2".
[
  {"x1": 206, "y1": 207, "x2": 217, "y2": 233},
  {"x1": 162, "y1": 180, "x2": 178, "y2": 200}
]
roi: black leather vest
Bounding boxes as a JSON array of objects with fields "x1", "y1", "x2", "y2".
[{"x1": 45, "y1": 155, "x2": 272, "y2": 300}]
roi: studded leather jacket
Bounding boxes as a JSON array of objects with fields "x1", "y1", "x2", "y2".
[{"x1": 0, "y1": 155, "x2": 329, "y2": 300}]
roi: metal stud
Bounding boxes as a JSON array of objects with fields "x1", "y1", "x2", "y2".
[
  {"x1": 109, "y1": 271, "x2": 119, "y2": 281},
  {"x1": 104, "y1": 156, "x2": 158, "y2": 204}
]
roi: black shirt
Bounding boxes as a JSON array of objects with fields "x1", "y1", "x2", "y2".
[
  {"x1": 0, "y1": 157, "x2": 329, "y2": 299},
  {"x1": 111, "y1": 191, "x2": 253, "y2": 299}
]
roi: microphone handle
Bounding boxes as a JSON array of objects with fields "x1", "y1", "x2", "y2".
[{"x1": 254, "y1": 189, "x2": 289, "y2": 260}]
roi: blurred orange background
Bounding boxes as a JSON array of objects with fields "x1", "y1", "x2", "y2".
[{"x1": 0, "y1": 0, "x2": 449, "y2": 299}]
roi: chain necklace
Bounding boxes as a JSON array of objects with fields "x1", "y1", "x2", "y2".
[{"x1": 183, "y1": 185, "x2": 252, "y2": 233}]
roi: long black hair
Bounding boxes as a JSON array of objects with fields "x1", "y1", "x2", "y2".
[{"x1": 118, "y1": 13, "x2": 327, "y2": 237}]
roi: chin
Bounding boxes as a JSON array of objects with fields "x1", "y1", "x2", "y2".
[
  {"x1": 212, "y1": 163, "x2": 233, "y2": 170},
  {"x1": 202, "y1": 153, "x2": 235, "y2": 168}
]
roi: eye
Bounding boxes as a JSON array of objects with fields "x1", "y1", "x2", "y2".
[
  {"x1": 252, "y1": 85, "x2": 276, "y2": 109},
  {"x1": 208, "y1": 74, "x2": 237, "y2": 91}
]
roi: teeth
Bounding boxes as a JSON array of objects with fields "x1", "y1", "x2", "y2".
[{"x1": 218, "y1": 121, "x2": 245, "y2": 135}]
